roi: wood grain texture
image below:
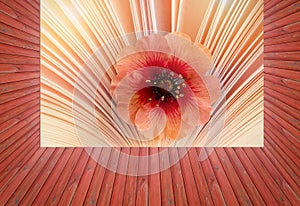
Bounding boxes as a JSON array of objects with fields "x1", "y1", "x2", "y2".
[{"x1": 0, "y1": 0, "x2": 300, "y2": 205}]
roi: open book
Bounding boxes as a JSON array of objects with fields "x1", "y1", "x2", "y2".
[{"x1": 41, "y1": 0, "x2": 263, "y2": 147}]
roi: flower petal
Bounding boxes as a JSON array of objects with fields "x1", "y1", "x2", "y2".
[
  {"x1": 195, "y1": 43, "x2": 212, "y2": 60},
  {"x1": 112, "y1": 70, "x2": 145, "y2": 100},
  {"x1": 136, "y1": 34, "x2": 171, "y2": 54},
  {"x1": 115, "y1": 52, "x2": 146, "y2": 74},
  {"x1": 163, "y1": 108, "x2": 181, "y2": 139},
  {"x1": 172, "y1": 32, "x2": 192, "y2": 41},
  {"x1": 116, "y1": 45, "x2": 140, "y2": 62},
  {"x1": 163, "y1": 105, "x2": 199, "y2": 140},
  {"x1": 196, "y1": 98, "x2": 212, "y2": 124},
  {"x1": 165, "y1": 33, "x2": 212, "y2": 74},
  {"x1": 203, "y1": 76, "x2": 221, "y2": 104},
  {"x1": 135, "y1": 105, "x2": 167, "y2": 140},
  {"x1": 179, "y1": 94, "x2": 212, "y2": 126}
]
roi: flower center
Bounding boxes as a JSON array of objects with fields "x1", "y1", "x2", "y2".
[{"x1": 145, "y1": 68, "x2": 186, "y2": 106}]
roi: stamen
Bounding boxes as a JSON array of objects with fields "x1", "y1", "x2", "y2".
[
  {"x1": 147, "y1": 69, "x2": 187, "y2": 103},
  {"x1": 174, "y1": 78, "x2": 184, "y2": 85}
]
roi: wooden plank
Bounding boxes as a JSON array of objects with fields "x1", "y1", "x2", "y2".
[
  {"x1": 148, "y1": 147, "x2": 161, "y2": 206},
  {"x1": 0, "y1": 85, "x2": 39, "y2": 105},
  {"x1": 0, "y1": 12, "x2": 39, "y2": 37},
  {"x1": 0, "y1": 43, "x2": 39, "y2": 57},
  {"x1": 265, "y1": 98, "x2": 300, "y2": 132},
  {"x1": 177, "y1": 148, "x2": 205, "y2": 206},
  {"x1": 265, "y1": 87, "x2": 299, "y2": 111},
  {"x1": 32, "y1": 148, "x2": 74, "y2": 205},
  {"x1": 0, "y1": 22, "x2": 39, "y2": 44},
  {"x1": 265, "y1": 42, "x2": 300, "y2": 53},
  {"x1": 264, "y1": 133, "x2": 300, "y2": 183},
  {"x1": 70, "y1": 148, "x2": 102, "y2": 206},
  {"x1": 0, "y1": 92, "x2": 39, "y2": 116},
  {"x1": 25, "y1": 0, "x2": 40, "y2": 14},
  {"x1": 0, "y1": 64, "x2": 39, "y2": 73},
  {"x1": 0, "y1": 72, "x2": 39, "y2": 84},
  {"x1": 233, "y1": 148, "x2": 279, "y2": 205},
  {"x1": 0, "y1": 1, "x2": 18, "y2": 19},
  {"x1": 44, "y1": 148, "x2": 84, "y2": 206},
  {"x1": 135, "y1": 148, "x2": 149, "y2": 206},
  {"x1": 0, "y1": 117, "x2": 39, "y2": 160},
  {"x1": 264, "y1": 21, "x2": 300, "y2": 39},
  {"x1": 265, "y1": 11, "x2": 300, "y2": 32},
  {"x1": 0, "y1": 33, "x2": 39, "y2": 51},
  {"x1": 5, "y1": 148, "x2": 55, "y2": 205},
  {"x1": 264, "y1": 31, "x2": 300, "y2": 45},
  {"x1": 0, "y1": 101, "x2": 38, "y2": 133},
  {"x1": 110, "y1": 148, "x2": 129, "y2": 206},
  {"x1": 243, "y1": 148, "x2": 292, "y2": 205},
  {"x1": 58, "y1": 149, "x2": 92, "y2": 206},
  {"x1": 0, "y1": 78, "x2": 39, "y2": 95},
  {"x1": 215, "y1": 148, "x2": 253, "y2": 205},
  {"x1": 265, "y1": 108, "x2": 300, "y2": 147},
  {"x1": 14, "y1": 0, "x2": 39, "y2": 19},
  {"x1": 265, "y1": 96, "x2": 300, "y2": 129},
  {"x1": 0, "y1": 147, "x2": 47, "y2": 205},
  {"x1": 263, "y1": 137, "x2": 300, "y2": 189},
  {"x1": 97, "y1": 148, "x2": 120, "y2": 206},
  {"x1": 185, "y1": 148, "x2": 214, "y2": 206},
  {"x1": 265, "y1": 112, "x2": 300, "y2": 157},
  {"x1": 122, "y1": 148, "x2": 139, "y2": 206},
  {"x1": 264, "y1": 117, "x2": 300, "y2": 175},
  {"x1": 224, "y1": 148, "x2": 265, "y2": 206},
  {"x1": 266, "y1": 74, "x2": 300, "y2": 97},
  {"x1": 0, "y1": 111, "x2": 39, "y2": 145},
  {"x1": 169, "y1": 148, "x2": 188, "y2": 205},
  {"x1": 196, "y1": 148, "x2": 227, "y2": 205},
  {"x1": 1, "y1": 0, "x2": 40, "y2": 25},
  {"x1": 19, "y1": 148, "x2": 65, "y2": 205},
  {"x1": 0, "y1": 54, "x2": 40, "y2": 65},
  {"x1": 159, "y1": 148, "x2": 175, "y2": 206},
  {"x1": 264, "y1": 0, "x2": 300, "y2": 21},
  {"x1": 264, "y1": 51, "x2": 300, "y2": 61},
  {"x1": 0, "y1": 137, "x2": 39, "y2": 195},
  {"x1": 264, "y1": 59, "x2": 300, "y2": 71},
  {"x1": 264, "y1": 67, "x2": 300, "y2": 82},
  {"x1": 207, "y1": 148, "x2": 240, "y2": 206},
  {"x1": 252, "y1": 148, "x2": 300, "y2": 205},
  {"x1": 83, "y1": 148, "x2": 110, "y2": 205}
]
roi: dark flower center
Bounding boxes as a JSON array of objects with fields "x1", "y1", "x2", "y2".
[{"x1": 145, "y1": 68, "x2": 186, "y2": 106}]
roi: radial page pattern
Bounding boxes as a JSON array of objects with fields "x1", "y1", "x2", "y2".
[{"x1": 41, "y1": 0, "x2": 263, "y2": 147}]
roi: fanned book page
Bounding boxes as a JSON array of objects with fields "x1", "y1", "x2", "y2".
[{"x1": 41, "y1": 0, "x2": 264, "y2": 147}]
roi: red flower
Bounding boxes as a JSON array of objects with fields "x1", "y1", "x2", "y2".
[{"x1": 111, "y1": 33, "x2": 220, "y2": 144}]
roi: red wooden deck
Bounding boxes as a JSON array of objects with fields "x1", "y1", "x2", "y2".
[{"x1": 0, "y1": 0, "x2": 300, "y2": 205}]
